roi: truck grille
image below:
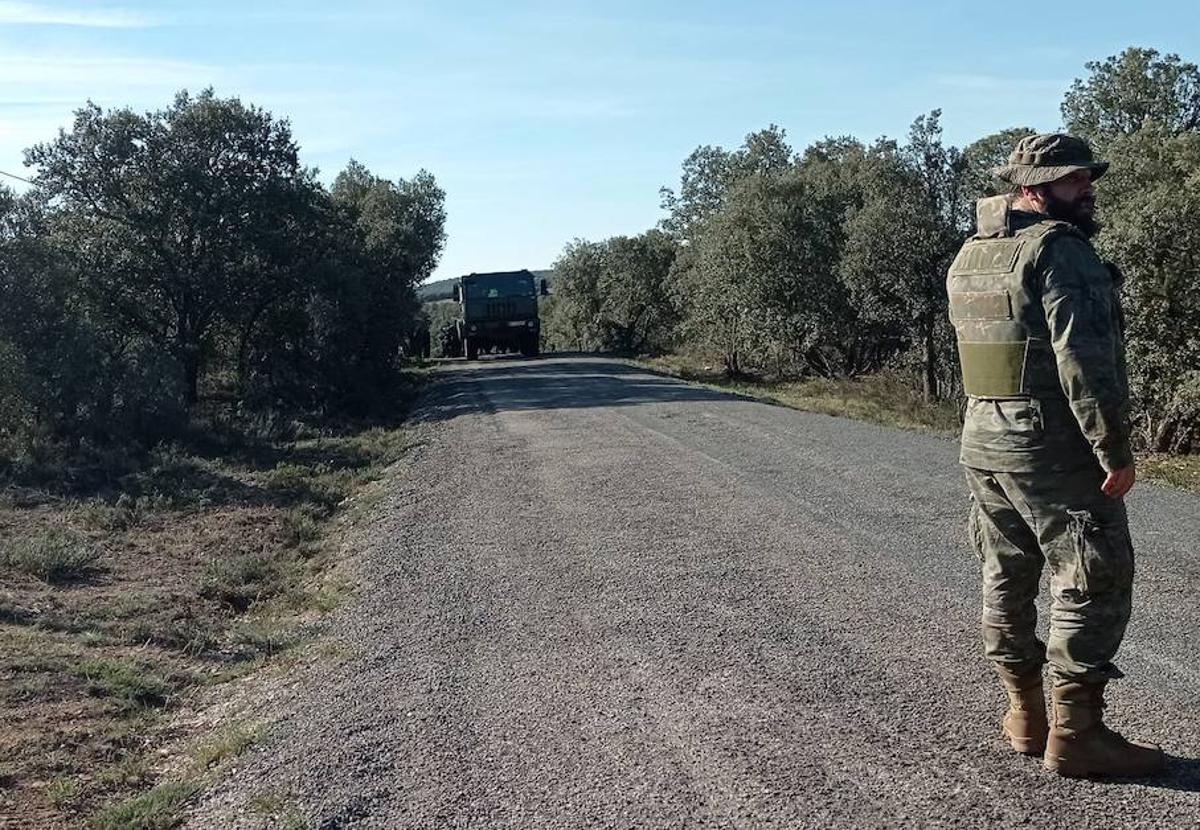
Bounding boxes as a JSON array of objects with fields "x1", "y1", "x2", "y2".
[{"x1": 485, "y1": 300, "x2": 516, "y2": 318}]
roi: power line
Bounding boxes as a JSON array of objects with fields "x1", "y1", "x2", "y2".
[{"x1": 0, "y1": 168, "x2": 34, "y2": 185}]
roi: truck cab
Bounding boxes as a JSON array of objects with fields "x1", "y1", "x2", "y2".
[{"x1": 453, "y1": 270, "x2": 546, "y2": 360}]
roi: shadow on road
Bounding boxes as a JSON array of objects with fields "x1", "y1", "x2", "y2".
[
  {"x1": 413, "y1": 357, "x2": 744, "y2": 422},
  {"x1": 1122, "y1": 755, "x2": 1200, "y2": 793}
]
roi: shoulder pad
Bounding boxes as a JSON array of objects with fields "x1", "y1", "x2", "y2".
[{"x1": 973, "y1": 196, "x2": 1012, "y2": 239}]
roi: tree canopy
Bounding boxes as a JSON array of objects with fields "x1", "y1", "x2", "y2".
[
  {"x1": 1, "y1": 89, "x2": 445, "y2": 456},
  {"x1": 1063, "y1": 47, "x2": 1200, "y2": 143},
  {"x1": 543, "y1": 45, "x2": 1200, "y2": 448}
]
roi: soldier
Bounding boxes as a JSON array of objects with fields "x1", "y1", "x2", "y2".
[{"x1": 946, "y1": 134, "x2": 1164, "y2": 778}]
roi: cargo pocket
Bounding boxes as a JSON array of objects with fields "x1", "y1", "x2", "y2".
[{"x1": 1065, "y1": 510, "x2": 1134, "y2": 596}]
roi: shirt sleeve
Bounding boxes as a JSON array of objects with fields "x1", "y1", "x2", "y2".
[{"x1": 1038, "y1": 234, "x2": 1134, "y2": 472}]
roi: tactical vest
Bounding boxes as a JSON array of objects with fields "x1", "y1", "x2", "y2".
[{"x1": 947, "y1": 196, "x2": 1085, "y2": 400}]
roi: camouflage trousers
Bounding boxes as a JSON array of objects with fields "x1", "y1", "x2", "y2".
[{"x1": 964, "y1": 464, "x2": 1134, "y2": 684}]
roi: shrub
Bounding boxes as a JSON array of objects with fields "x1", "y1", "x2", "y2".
[
  {"x1": 199, "y1": 552, "x2": 286, "y2": 612},
  {"x1": 1150, "y1": 371, "x2": 1200, "y2": 454},
  {"x1": 0, "y1": 525, "x2": 100, "y2": 583},
  {"x1": 280, "y1": 507, "x2": 320, "y2": 548}
]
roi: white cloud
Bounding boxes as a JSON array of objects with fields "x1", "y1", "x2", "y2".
[{"x1": 0, "y1": 1, "x2": 157, "y2": 27}]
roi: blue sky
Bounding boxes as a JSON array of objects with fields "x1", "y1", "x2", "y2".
[{"x1": 1, "y1": 1, "x2": 1197, "y2": 281}]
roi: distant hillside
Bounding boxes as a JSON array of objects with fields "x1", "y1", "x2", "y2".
[
  {"x1": 418, "y1": 269, "x2": 555, "y2": 303},
  {"x1": 416, "y1": 277, "x2": 457, "y2": 302}
]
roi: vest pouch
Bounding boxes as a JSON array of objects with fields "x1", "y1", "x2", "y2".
[{"x1": 957, "y1": 340, "x2": 1028, "y2": 397}]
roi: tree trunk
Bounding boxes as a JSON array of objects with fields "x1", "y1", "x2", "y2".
[
  {"x1": 183, "y1": 354, "x2": 200, "y2": 407},
  {"x1": 922, "y1": 319, "x2": 938, "y2": 403},
  {"x1": 725, "y1": 349, "x2": 741, "y2": 378}
]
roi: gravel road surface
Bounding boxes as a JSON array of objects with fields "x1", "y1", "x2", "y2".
[{"x1": 189, "y1": 356, "x2": 1200, "y2": 829}]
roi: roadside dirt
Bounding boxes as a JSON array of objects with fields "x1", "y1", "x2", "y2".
[{"x1": 0, "y1": 421, "x2": 414, "y2": 828}]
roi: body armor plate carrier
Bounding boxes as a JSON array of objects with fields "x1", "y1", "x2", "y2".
[{"x1": 947, "y1": 196, "x2": 1079, "y2": 400}]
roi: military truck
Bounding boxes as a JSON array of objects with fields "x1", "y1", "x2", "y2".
[{"x1": 452, "y1": 270, "x2": 548, "y2": 360}]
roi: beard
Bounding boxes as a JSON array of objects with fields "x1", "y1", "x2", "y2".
[{"x1": 1042, "y1": 189, "x2": 1099, "y2": 237}]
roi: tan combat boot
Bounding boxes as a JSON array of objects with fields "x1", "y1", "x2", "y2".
[
  {"x1": 1043, "y1": 681, "x2": 1165, "y2": 778},
  {"x1": 996, "y1": 666, "x2": 1048, "y2": 756}
]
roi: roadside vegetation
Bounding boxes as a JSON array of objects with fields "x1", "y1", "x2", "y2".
[
  {"x1": 636, "y1": 354, "x2": 1200, "y2": 491},
  {"x1": 0, "y1": 390, "x2": 424, "y2": 827},
  {"x1": 635, "y1": 354, "x2": 961, "y2": 436},
  {"x1": 543, "y1": 46, "x2": 1200, "y2": 476},
  {"x1": 0, "y1": 88, "x2": 441, "y2": 828}
]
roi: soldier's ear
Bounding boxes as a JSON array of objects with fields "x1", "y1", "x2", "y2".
[{"x1": 1018, "y1": 184, "x2": 1047, "y2": 210}]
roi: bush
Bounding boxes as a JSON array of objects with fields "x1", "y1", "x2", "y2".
[
  {"x1": 199, "y1": 552, "x2": 286, "y2": 612},
  {"x1": 105, "y1": 346, "x2": 190, "y2": 445},
  {"x1": 0, "y1": 339, "x2": 32, "y2": 449},
  {"x1": 0, "y1": 525, "x2": 101, "y2": 583},
  {"x1": 280, "y1": 507, "x2": 320, "y2": 548},
  {"x1": 1151, "y1": 371, "x2": 1200, "y2": 454}
]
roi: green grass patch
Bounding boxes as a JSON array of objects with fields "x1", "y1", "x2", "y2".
[
  {"x1": 76, "y1": 494, "x2": 165, "y2": 531},
  {"x1": 227, "y1": 616, "x2": 302, "y2": 657},
  {"x1": 72, "y1": 658, "x2": 182, "y2": 713},
  {"x1": 0, "y1": 670, "x2": 55, "y2": 705},
  {"x1": 280, "y1": 506, "x2": 322, "y2": 549},
  {"x1": 0, "y1": 524, "x2": 102, "y2": 583},
  {"x1": 303, "y1": 580, "x2": 353, "y2": 614},
  {"x1": 94, "y1": 754, "x2": 152, "y2": 791},
  {"x1": 90, "y1": 722, "x2": 264, "y2": 828},
  {"x1": 190, "y1": 722, "x2": 264, "y2": 770},
  {"x1": 89, "y1": 778, "x2": 201, "y2": 830},
  {"x1": 47, "y1": 776, "x2": 80, "y2": 808}
]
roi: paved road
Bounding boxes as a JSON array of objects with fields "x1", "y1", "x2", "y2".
[{"x1": 191, "y1": 356, "x2": 1200, "y2": 828}]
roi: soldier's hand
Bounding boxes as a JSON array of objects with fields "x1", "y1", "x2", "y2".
[{"x1": 1101, "y1": 464, "x2": 1136, "y2": 499}]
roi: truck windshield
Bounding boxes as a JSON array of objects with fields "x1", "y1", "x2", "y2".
[{"x1": 464, "y1": 275, "x2": 535, "y2": 299}]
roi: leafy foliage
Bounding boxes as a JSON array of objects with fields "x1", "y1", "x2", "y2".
[
  {"x1": 1095, "y1": 126, "x2": 1200, "y2": 451},
  {"x1": 27, "y1": 90, "x2": 318, "y2": 406},
  {"x1": 544, "y1": 232, "x2": 677, "y2": 355},
  {"x1": 0, "y1": 89, "x2": 444, "y2": 464},
  {"x1": 549, "y1": 46, "x2": 1200, "y2": 451},
  {"x1": 1062, "y1": 48, "x2": 1200, "y2": 143}
]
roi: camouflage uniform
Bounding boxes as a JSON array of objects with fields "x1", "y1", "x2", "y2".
[{"x1": 947, "y1": 149, "x2": 1133, "y2": 685}]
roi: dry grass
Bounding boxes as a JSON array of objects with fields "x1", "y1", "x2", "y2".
[
  {"x1": 0, "y1": 379, "x2": 423, "y2": 828},
  {"x1": 636, "y1": 354, "x2": 1200, "y2": 494},
  {"x1": 636, "y1": 355, "x2": 962, "y2": 435},
  {"x1": 1138, "y1": 453, "x2": 1200, "y2": 493}
]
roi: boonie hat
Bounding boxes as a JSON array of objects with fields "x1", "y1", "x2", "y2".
[{"x1": 993, "y1": 133, "x2": 1109, "y2": 186}]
